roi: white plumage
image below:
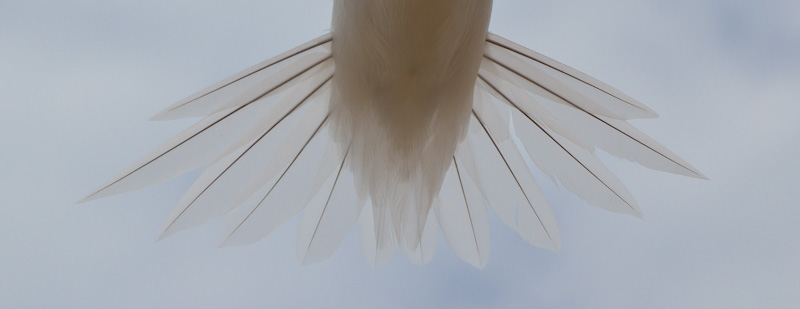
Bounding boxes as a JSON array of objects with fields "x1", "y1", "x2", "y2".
[{"x1": 81, "y1": 0, "x2": 705, "y2": 268}]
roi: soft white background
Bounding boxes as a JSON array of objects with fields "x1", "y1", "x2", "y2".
[{"x1": 1, "y1": 0, "x2": 798, "y2": 308}]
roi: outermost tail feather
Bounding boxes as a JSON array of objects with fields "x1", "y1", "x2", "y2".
[{"x1": 82, "y1": 33, "x2": 704, "y2": 268}]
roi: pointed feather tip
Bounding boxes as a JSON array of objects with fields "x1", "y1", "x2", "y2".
[
  {"x1": 618, "y1": 95, "x2": 658, "y2": 119},
  {"x1": 622, "y1": 197, "x2": 644, "y2": 219},
  {"x1": 299, "y1": 254, "x2": 327, "y2": 266},
  {"x1": 611, "y1": 200, "x2": 645, "y2": 219},
  {"x1": 632, "y1": 208, "x2": 645, "y2": 219},
  {"x1": 642, "y1": 109, "x2": 660, "y2": 119},
  {"x1": 155, "y1": 234, "x2": 167, "y2": 243},
  {"x1": 217, "y1": 236, "x2": 237, "y2": 248},
  {"x1": 462, "y1": 255, "x2": 488, "y2": 270},
  {"x1": 691, "y1": 169, "x2": 710, "y2": 181},
  {"x1": 75, "y1": 195, "x2": 91, "y2": 204},
  {"x1": 156, "y1": 226, "x2": 179, "y2": 242},
  {"x1": 527, "y1": 237, "x2": 561, "y2": 253},
  {"x1": 78, "y1": 178, "x2": 123, "y2": 204},
  {"x1": 668, "y1": 164, "x2": 709, "y2": 180},
  {"x1": 217, "y1": 239, "x2": 232, "y2": 249},
  {"x1": 217, "y1": 233, "x2": 257, "y2": 248},
  {"x1": 75, "y1": 190, "x2": 101, "y2": 204},
  {"x1": 148, "y1": 97, "x2": 198, "y2": 121},
  {"x1": 549, "y1": 238, "x2": 562, "y2": 253},
  {"x1": 148, "y1": 110, "x2": 176, "y2": 121}
]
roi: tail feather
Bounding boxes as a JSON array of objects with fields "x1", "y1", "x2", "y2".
[
  {"x1": 479, "y1": 63, "x2": 591, "y2": 150},
  {"x1": 151, "y1": 33, "x2": 333, "y2": 120},
  {"x1": 434, "y1": 157, "x2": 491, "y2": 269},
  {"x1": 296, "y1": 149, "x2": 362, "y2": 265},
  {"x1": 80, "y1": 93, "x2": 285, "y2": 203},
  {"x1": 464, "y1": 104, "x2": 560, "y2": 251},
  {"x1": 217, "y1": 69, "x2": 334, "y2": 161},
  {"x1": 480, "y1": 51, "x2": 706, "y2": 179},
  {"x1": 539, "y1": 96, "x2": 707, "y2": 179},
  {"x1": 478, "y1": 74, "x2": 642, "y2": 217},
  {"x1": 357, "y1": 199, "x2": 398, "y2": 267},
  {"x1": 79, "y1": 68, "x2": 333, "y2": 204},
  {"x1": 209, "y1": 57, "x2": 333, "y2": 117},
  {"x1": 227, "y1": 86, "x2": 333, "y2": 210},
  {"x1": 219, "y1": 124, "x2": 343, "y2": 247},
  {"x1": 158, "y1": 90, "x2": 331, "y2": 240},
  {"x1": 485, "y1": 34, "x2": 657, "y2": 120},
  {"x1": 400, "y1": 208, "x2": 439, "y2": 265}
]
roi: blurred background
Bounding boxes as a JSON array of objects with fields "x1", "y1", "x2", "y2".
[{"x1": 1, "y1": 0, "x2": 798, "y2": 307}]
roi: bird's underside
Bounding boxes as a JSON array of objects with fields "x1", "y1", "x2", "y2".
[{"x1": 81, "y1": 0, "x2": 705, "y2": 268}]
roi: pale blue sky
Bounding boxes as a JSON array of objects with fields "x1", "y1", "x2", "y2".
[{"x1": 1, "y1": 0, "x2": 798, "y2": 308}]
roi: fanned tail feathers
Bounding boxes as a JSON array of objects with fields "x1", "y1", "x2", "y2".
[{"x1": 82, "y1": 32, "x2": 704, "y2": 268}]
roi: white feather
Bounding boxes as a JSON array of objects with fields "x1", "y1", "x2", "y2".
[
  {"x1": 219, "y1": 125, "x2": 344, "y2": 247},
  {"x1": 158, "y1": 89, "x2": 331, "y2": 240},
  {"x1": 400, "y1": 208, "x2": 439, "y2": 265},
  {"x1": 481, "y1": 54, "x2": 706, "y2": 179},
  {"x1": 484, "y1": 38, "x2": 657, "y2": 120},
  {"x1": 434, "y1": 158, "x2": 491, "y2": 269},
  {"x1": 486, "y1": 34, "x2": 648, "y2": 114},
  {"x1": 477, "y1": 75, "x2": 641, "y2": 216},
  {"x1": 296, "y1": 152, "x2": 362, "y2": 265},
  {"x1": 152, "y1": 34, "x2": 332, "y2": 120},
  {"x1": 80, "y1": 92, "x2": 286, "y2": 202},
  {"x1": 357, "y1": 198, "x2": 398, "y2": 268},
  {"x1": 458, "y1": 93, "x2": 560, "y2": 250}
]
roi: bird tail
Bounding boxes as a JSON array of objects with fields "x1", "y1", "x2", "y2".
[{"x1": 80, "y1": 33, "x2": 705, "y2": 268}]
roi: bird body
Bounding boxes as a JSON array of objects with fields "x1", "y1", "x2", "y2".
[{"x1": 82, "y1": 0, "x2": 705, "y2": 268}]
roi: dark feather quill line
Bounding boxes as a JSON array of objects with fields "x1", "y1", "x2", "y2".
[
  {"x1": 482, "y1": 55, "x2": 703, "y2": 178},
  {"x1": 161, "y1": 78, "x2": 334, "y2": 237},
  {"x1": 452, "y1": 157, "x2": 481, "y2": 258},
  {"x1": 470, "y1": 111, "x2": 556, "y2": 246},
  {"x1": 80, "y1": 61, "x2": 333, "y2": 201},
  {"x1": 477, "y1": 75, "x2": 638, "y2": 214},
  {"x1": 221, "y1": 113, "x2": 332, "y2": 244}
]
